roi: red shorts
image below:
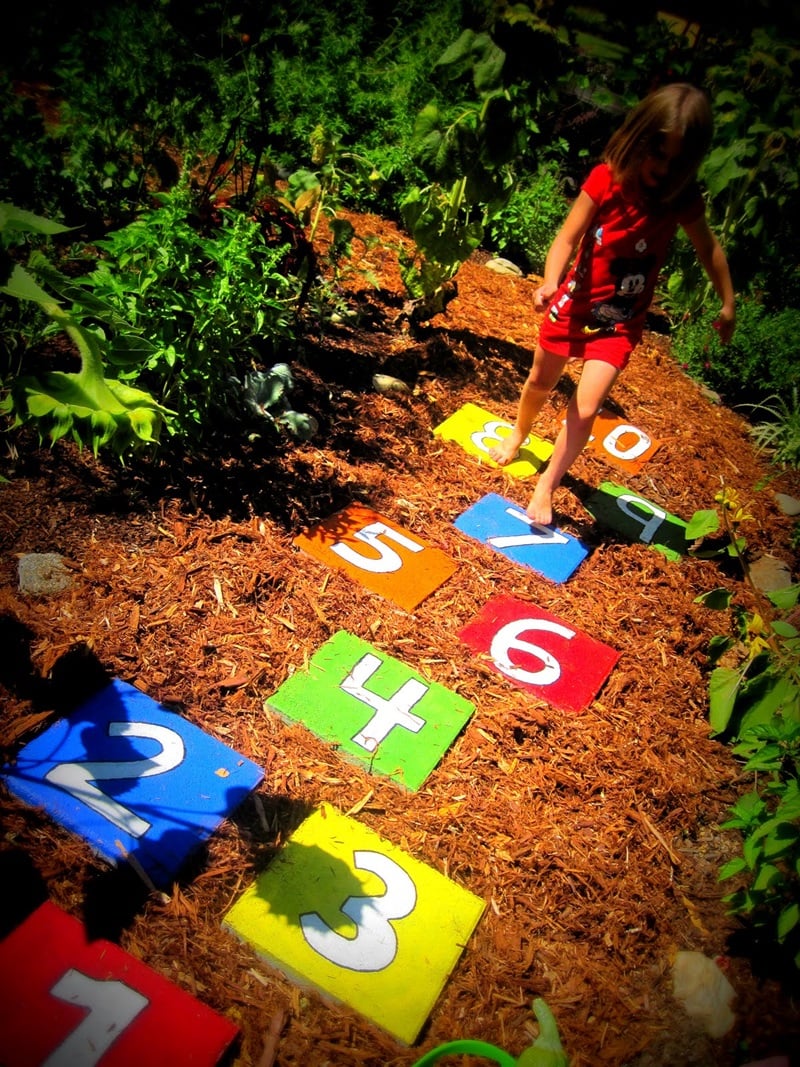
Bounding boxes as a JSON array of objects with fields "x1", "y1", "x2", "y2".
[{"x1": 538, "y1": 313, "x2": 637, "y2": 371}]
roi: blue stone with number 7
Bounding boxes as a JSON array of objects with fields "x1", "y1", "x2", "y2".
[
  {"x1": 455, "y1": 492, "x2": 589, "y2": 583},
  {"x1": 2, "y1": 679, "x2": 264, "y2": 887}
]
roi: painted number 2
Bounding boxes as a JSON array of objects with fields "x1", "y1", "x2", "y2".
[
  {"x1": 45, "y1": 721, "x2": 185, "y2": 837},
  {"x1": 300, "y1": 850, "x2": 417, "y2": 971},
  {"x1": 43, "y1": 969, "x2": 148, "y2": 1067}
]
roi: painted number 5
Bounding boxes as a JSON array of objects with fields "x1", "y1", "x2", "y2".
[
  {"x1": 331, "y1": 522, "x2": 423, "y2": 573},
  {"x1": 300, "y1": 850, "x2": 417, "y2": 971}
]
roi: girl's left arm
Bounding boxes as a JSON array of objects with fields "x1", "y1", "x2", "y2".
[{"x1": 682, "y1": 214, "x2": 736, "y2": 343}]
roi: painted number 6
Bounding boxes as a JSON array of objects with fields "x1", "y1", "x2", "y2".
[{"x1": 490, "y1": 618, "x2": 576, "y2": 686}]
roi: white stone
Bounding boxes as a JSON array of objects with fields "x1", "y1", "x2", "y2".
[
  {"x1": 18, "y1": 552, "x2": 72, "y2": 595},
  {"x1": 484, "y1": 257, "x2": 523, "y2": 276},
  {"x1": 775, "y1": 492, "x2": 800, "y2": 517}
]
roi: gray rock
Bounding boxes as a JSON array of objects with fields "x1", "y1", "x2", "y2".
[
  {"x1": 749, "y1": 554, "x2": 793, "y2": 593},
  {"x1": 775, "y1": 492, "x2": 800, "y2": 517},
  {"x1": 372, "y1": 373, "x2": 411, "y2": 395},
  {"x1": 18, "y1": 552, "x2": 72, "y2": 595},
  {"x1": 484, "y1": 256, "x2": 523, "y2": 277}
]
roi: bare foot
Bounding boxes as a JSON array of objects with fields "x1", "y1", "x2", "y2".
[
  {"x1": 526, "y1": 481, "x2": 554, "y2": 525},
  {"x1": 487, "y1": 431, "x2": 524, "y2": 466}
]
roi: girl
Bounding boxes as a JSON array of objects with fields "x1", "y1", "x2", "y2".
[{"x1": 489, "y1": 83, "x2": 736, "y2": 525}]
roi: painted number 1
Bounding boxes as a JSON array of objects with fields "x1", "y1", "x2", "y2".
[{"x1": 44, "y1": 969, "x2": 148, "y2": 1066}]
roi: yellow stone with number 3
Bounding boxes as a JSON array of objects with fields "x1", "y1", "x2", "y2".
[{"x1": 222, "y1": 803, "x2": 485, "y2": 1044}]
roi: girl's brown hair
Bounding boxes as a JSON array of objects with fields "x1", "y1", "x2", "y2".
[{"x1": 604, "y1": 83, "x2": 713, "y2": 207}]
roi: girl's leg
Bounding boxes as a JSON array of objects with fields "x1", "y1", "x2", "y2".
[
  {"x1": 528, "y1": 358, "x2": 620, "y2": 524},
  {"x1": 488, "y1": 345, "x2": 567, "y2": 465}
]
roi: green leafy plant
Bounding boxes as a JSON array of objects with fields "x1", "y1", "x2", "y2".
[
  {"x1": 686, "y1": 484, "x2": 752, "y2": 562},
  {"x1": 0, "y1": 203, "x2": 171, "y2": 458},
  {"x1": 485, "y1": 161, "x2": 568, "y2": 275},
  {"x1": 745, "y1": 387, "x2": 800, "y2": 470},
  {"x1": 672, "y1": 297, "x2": 800, "y2": 408},
  {"x1": 718, "y1": 711, "x2": 800, "y2": 968},
  {"x1": 71, "y1": 180, "x2": 315, "y2": 444},
  {"x1": 410, "y1": 998, "x2": 569, "y2": 1066},
  {"x1": 397, "y1": 28, "x2": 519, "y2": 320},
  {"x1": 691, "y1": 484, "x2": 800, "y2": 970}
]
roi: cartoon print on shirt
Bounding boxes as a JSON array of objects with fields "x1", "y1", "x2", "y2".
[
  {"x1": 584, "y1": 253, "x2": 656, "y2": 334},
  {"x1": 547, "y1": 279, "x2": 576, "y2": 324}
]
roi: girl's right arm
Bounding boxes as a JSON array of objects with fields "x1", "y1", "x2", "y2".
[{"x1": 534, "y1": 190, "x2": 597, "y2": 311}]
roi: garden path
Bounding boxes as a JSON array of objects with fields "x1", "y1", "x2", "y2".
[{"x1": 1, "y1": 210, "x2": 799, "y2": 1066}]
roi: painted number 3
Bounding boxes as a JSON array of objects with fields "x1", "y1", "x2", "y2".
[{"x1": 300, "y1": 851, "x2": 417, "y2": 972}]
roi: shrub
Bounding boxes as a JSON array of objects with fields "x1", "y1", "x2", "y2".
[
  {"x1": 485, "y1": 162, "x2": 568, "y2": 275},
  {"x1": 672, "y1": 297, "x2": 800, "y2": 408}
]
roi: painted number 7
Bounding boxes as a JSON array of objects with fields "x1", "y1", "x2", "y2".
[
  {"x1": 45, "y1": 721, "x2": 185, "y2": 837},
  {"x1": 300, "y1": 850, "x2": 417, "y2": 971}
]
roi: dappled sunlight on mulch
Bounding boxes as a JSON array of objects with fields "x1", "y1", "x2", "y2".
[{"x1": 1, "y1": 210, "x2": 799, "y2": 1066}]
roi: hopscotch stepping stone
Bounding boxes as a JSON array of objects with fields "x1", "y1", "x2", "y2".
[
  {"x1": 585, "y1": 408, "x2": 661, "y2": 473},
  {"x1": 0, "y1": 901, "x2": 238, "y2": 1067},
  {"x1": 433, "y1": 402, "x2": 553, "y2": 477},
  {"x1": 223, "y1": 802, "x2": 485, "y2": 1045},
  {"x1": 454, "y1": 492, "x2": 588, "y2": 583},
  {"x1": 294, "y1": 501, "x2": 456, "y2": 611},
  {"x1": 267, "y1": 630, "x2": 474, "y2": 790},
  {"x1": 584, "y1": 481, "x2": 688, "y2": 561},
  {"x1": 1, "y1": 679, "x2": 264, "y2": 888},
  {"x1": 458, "y1": 595, "x2": 619, "y2": 713}
]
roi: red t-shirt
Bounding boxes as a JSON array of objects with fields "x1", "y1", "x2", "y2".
[{"x1": 538, "y1": 163, "x2": 705, "y2": 369}]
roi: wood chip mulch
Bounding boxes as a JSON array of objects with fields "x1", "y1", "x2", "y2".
[{"x1": 1, "y1": 209, "x2": 799, "y2": 1066}]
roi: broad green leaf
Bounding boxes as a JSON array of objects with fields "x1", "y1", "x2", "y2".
[
  {"x1": 516, "y1": 999, "x2": 569, "y2": 1067},
  {"x1": 778, "y1": 902, "x2": 800, "y2": 941},
  {"x1": 767, "y1": 585, "x2": 800, "y2": 611},
  {"x1": 1, "y1": 262, "x2": 55, "y2": 304},
  {"x1": 742, "y1": 833, "x2": 763, "y2": 869},
  {"x1": 709, "y1": 667, "x2": 743, "y2": 734},
  {"x1": 0, "y1": 202, "x2": 72, "y2": 237},
  {"x1": 685, "y1": 508, "x2": 720, "y2": 540},
  {"x1": 752, "y1": 862, "x2": 781, "y2": 891},
  {"x1": 695, "y1": 587, "x2": 732, "y2": 610},
  {"x1": 720, "y1": 791, "x2": 766, "y2": 829},
  {"x1": 738, "y1": 674, "x2": 799, "y2": 735},
  {"x1": 718, "y1": 856, "x2": 748, "y2": 881},
  {"x1": 473, "y1": 41, "x2": 506, "y2": 93}
]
